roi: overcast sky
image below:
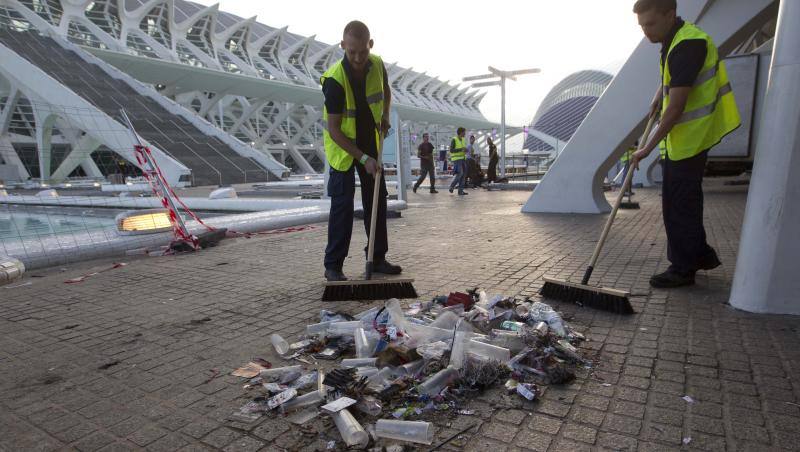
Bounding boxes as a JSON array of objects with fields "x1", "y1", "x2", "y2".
[{"x1": 193, "y1": 0, "x2": 647, "y2": 126}]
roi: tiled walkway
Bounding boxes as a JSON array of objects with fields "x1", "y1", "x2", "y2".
[{"x1": 2, "y1": 183, "x2": 799, "y2": 451}]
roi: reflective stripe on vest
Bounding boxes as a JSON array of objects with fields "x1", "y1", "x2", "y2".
[
  {"x1": 321, "y1": 54, "x2": 385, "y2": 171},
  {"x1": 451, "y1": 136, "x2": 466, "y2": 161},
  {"x1": 660, "y1": 22, "x2": 741, "y2": 161}
]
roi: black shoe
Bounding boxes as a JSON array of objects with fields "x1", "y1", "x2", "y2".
[
  {"x1": 430, "y1": 189, "x2": 438, "y2": 193},
  {"x1": 650, "y1": 270, "x2": 695, "y2": 288},
  {"x1": 697, "y1": 252, "x2": 721, "y2": 271},
  {"x1": 413, "y1": 185, "x2": 418, "y2": 194},
  {"x1": 372, "y1": 259, "x2": 402, "y2": 275},
  {"x1": 324, "y1": 269, "x2": 348, "y2": 282},
  {"x1": 458, "y1": 191, "x2": 468, "y2": 196},
  {"x1": 449, "y1": 187, "x2": 454, "y2": 193}
]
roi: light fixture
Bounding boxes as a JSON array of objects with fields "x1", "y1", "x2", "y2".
[
  {"x1": 93, "y1": 182, "x2": 101, "y2": 187},
  {"x1": 116, "y1": 209, "x2": 173, "y2": 235}
]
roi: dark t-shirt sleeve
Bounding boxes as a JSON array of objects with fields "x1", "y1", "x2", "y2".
[
  {"x1": 322, "y1": 78, "x2": 345, "y2": 114},
  {"x1": 667, "y1": 39, "x2": 707, "y2": 87}
]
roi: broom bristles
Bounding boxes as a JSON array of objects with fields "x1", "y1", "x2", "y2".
[
  {"x1": 540, "y1": 280, "x2": 634, "y2": 315},
  {"x1": 322, "y1": 280, "x2": 418, "y2": 302}
]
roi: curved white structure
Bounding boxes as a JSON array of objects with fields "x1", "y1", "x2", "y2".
[
  {"x1": 0, "y1": 0, "x2": 496, "y2": 183},
  {"x1": 523, "y1": 0, "x2": 777, "y2": 213}
]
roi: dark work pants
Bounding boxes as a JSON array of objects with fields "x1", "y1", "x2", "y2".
[
  {"x1": 324, "y1": 164, "x2": 388, "y2": 271},
  {"x1": 414, "y1": 160, "x2": 435, "y2": 190},
  {"x1": 662, "y1": 150, "x2": 718, "y2": 274}
]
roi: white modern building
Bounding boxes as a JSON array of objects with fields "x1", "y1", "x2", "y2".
[{"x1": 0, "y1": 0, "x2": 498, "y2": 186}]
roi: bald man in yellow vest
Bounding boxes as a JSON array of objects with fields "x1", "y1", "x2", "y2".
[{"x1": 321, "y1": 20, "x2": 402, "y2": 282}]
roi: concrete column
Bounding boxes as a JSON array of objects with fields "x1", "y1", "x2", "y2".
[{"x1": 729, "y1": 0, "x2": 800, "y2": 314}]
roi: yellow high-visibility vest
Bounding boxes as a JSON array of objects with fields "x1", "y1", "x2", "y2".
[
  {"x1": 451, "y1": 136, "x2": 466, "y2": 161},
  {"x1": 661, "y1": 22, "x2": 740, "y2": 161},
  {"x1": 321, "y1": 54, "x2": 385, "y2": 171}
]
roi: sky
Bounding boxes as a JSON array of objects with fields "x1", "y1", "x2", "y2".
[{"x1": 191, "y1": 0, "x2": 646, "y2": 126}]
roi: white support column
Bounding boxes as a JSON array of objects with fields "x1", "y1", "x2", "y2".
[
  {"x1": 522, "y1": 0, "x2": 774, "y2": 213},
  {"x1": 80, "y1": 155, "x2": 104, "y2": 178},
  {"x1": 0, "y1": 87, "x2": 20, "y2": 133},
  {"x1": 729, "y1": 0, "x2": 800, "y2": 314},
  {"x1": 0, "y1": 135, "x2": 29, "y2": 180},
  {"x1": 50, "y1": 134, "x2": 101, "y2": 181}
]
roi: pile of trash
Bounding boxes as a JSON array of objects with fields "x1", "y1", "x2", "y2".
[{"x1": 232, "y1": 290, "x2": 590, "y2": 449}]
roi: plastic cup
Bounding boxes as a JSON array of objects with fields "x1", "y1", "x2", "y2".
[
  {"x1": 331, "y1": 409, "x2": 369, "y2": 448},
  {"x1": 271, "y1": 334, "x2": 290, "y2": 355},
  {"x1": 280, "y1": 389, "x2": 324, "y2": 413},
  {"x1": 375, "y1": 419, "x2": 434, "y2": 445},
  {"x1": 417, "y1": 366, "x2": 459, "y2": 397},
  {"x1": 354, "y1": 327, "x2": 374, "y2": 358}
]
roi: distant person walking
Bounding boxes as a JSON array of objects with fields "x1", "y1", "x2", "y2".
[
  {"x1": 448, "y1": 127, "x2": 468, "y2": 195},
  {"x1": 413, "y1": 132, "x2": 437, "y2": 193},
  {"x1": 486, "y1": 137, "x2": 499, "y2": 183}
]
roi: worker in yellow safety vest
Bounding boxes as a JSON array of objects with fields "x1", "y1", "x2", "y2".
[
  {"x1": 448, "y1": 127, "x2": 468, "y2": 195},
  {"x1": 320, "y1": 20, "x2": 401, "y2": 282},
  {"x1": 630, "y1": 0, "x2": 741, "y2": 288},
  {"x1": 619, "y1": 146, "x2": 635, "y2": 196}
]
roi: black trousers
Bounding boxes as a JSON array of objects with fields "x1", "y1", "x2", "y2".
[
  {"x1": 662, "y1": 151, "x2": 718, "y2": 274},
  {"x1": 324, "y1": 164, "x2": 388, "y2": 271},
  {"x1": 414, "y1": 159, "x2": 435, "y2": 190}
]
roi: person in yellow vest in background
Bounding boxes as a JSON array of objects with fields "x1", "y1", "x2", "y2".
[
  {"x1": 631, "y1": 0, "x2": 740, "y2": 288},
  {"x1": 618, "y1": 145, "x2": 635, "y2": 196},
  {"x1": 321, "y1": 20, "x2": 401, "y2": 282},
  {"x1": 448, "y1": 127, "x2": 468, "y2": 195}
]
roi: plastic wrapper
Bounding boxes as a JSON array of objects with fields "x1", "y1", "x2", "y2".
[
  {"x1": 375, "y1": 419, "x2": 434, "y2": 445},
  {"x1": 429, "y1": 311, "x2": 459, "y2": 330},
  {"x1": 528, "y1": 302, "x2": 567, "y2": 336},
  {"x1": 467, "y1": 339, "x2": 511, "y2": 363},
  {"x1": 416, "y1": 341, "x2": 450, "y2": 361}
]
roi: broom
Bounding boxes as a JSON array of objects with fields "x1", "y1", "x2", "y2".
[
  {"x1": 323, "y1": 128, "x2": 417, "y2": 302},
  {"x1": 539, "y1": 110, "x2": 659, "y2": 314}
]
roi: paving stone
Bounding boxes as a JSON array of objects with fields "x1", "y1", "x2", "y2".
[
  {"x1": 481, "y1": 422, "x2": 518, "y2": 443},
  {"x1": 73, "y1": 432, "x2": 116, "y2": 452},
  {"x1": 127, "y1": 425, "x2": 168, "y2": 447},
  {"x1": 494, "y1": 409, "x2": 528, "y2": 425},
  {"x1": 529, "y1": 415, "x2": 562, "y2": 435},
  {"x1": 222, "y1": 436, "x2": 265, "y2": 452},
  {"x1": 602, "y1": 413, "x2": 642, "y2": 436},
  {"x1": 596, "y1": 431, "x2": 638, "y2": 451},
  {"x1": 513, "y1": 429, "x2": 552, "y2": 451}
]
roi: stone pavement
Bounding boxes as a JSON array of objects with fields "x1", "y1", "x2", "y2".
[{"x1": 2, "y1": 182, "x2": 800, "y2": 451}]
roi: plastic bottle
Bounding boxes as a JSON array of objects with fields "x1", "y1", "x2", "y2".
[
  {"x1": 259, "y1": 365, "x2": 303, "y2": 382},
  {"x1": 331, "y1": 409, "x2": 369, "y2": 448},
  {"x1": 271, "y1": 334, "x2": 290, "y2": 355}
]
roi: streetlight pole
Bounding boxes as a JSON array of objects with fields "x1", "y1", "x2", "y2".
[{"x1": 464, "y1": 66, "x2": 540, "y2": 178}]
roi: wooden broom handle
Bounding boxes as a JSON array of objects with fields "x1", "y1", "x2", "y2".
[
  {"x1": 586, "y1": 112, "x2": 658, "y2": 271},
  {"x1": 366, "y1": 131, "x2": 384, "y2": 267}
]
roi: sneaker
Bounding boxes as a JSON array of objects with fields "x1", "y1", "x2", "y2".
[
  {"x1": 324, "y1": 269, "x2": 348, "y2": 282},
  {"x1": 458, "y1": 191, "x2": 468, "y2": 196},
  {"x1": 412, "y1": 185, "x2": 418, "y2": 194},
  {"x1": 649, "y1": 270, "x2": 695, "y2": 288},
  {"x1": 449, "y1": 187, "x2": 454, "y2": 193},
  {"x1": 373, "y1": 259, "x2": 402, "y2": 275},
  {"x1": 430, "y1": 189, "x2": 438, "y2": 194}
]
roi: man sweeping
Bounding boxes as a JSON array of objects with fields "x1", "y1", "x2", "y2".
[
  {"x1": 321, "y1": 20, "x2": 402, "y2": 282},
  {"x1": 630, "y1": 0, "x2": 740, "y2": 288}
]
